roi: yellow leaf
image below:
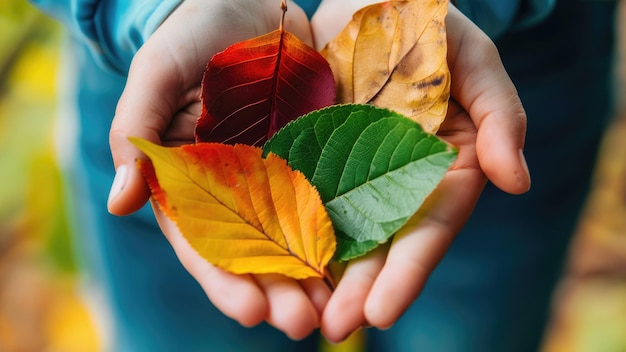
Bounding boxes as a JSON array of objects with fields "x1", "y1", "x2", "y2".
[
  {"x1": 131, "y1": 138, "x2": 336, "y2": 280},
  {"x1": 321, "y1": 0, "x2": 450, "y2": 133}
]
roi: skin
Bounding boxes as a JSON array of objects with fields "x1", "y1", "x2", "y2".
[
  {"x1": 313, "y1": 1, "x2": 529, "y2": 341},
  {"x1": 107, "y1": 0, "x2": 530, "y2": 343}
]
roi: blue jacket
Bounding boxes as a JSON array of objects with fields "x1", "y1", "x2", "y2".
[
  {"x1": 32, "y1": 0, "x2": 556, "y2": 75},
  {"x1": 28, "y1": 2, "x2": 616, "y2": 351}
]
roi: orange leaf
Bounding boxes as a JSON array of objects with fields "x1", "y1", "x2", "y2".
[
  {"x1": 321, "y1": 0, "x2": 450, "y2": 133},
  {"x1": 131, "y1": 138, "x2": 336, "y2": 280}
]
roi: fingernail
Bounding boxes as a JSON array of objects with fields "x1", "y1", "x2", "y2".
[
  {"x1": 108, "y1": 165, "x2": 128, "y2": 205},
  {"x1": 518, "y1": 149, "x2": 531, "y2": 190}
]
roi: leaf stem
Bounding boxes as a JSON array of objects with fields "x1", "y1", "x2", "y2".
[{"x1": 279, "y1": 0, "x2": 287, "y2": 31}]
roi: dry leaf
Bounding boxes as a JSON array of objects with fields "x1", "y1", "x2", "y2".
[{"x1": 321, "y1": 0, "x2": 450, "y2": 133}]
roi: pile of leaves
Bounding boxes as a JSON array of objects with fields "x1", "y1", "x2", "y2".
[{"x1": 133, "y1": 0, "x2": 456, "y2": 282}]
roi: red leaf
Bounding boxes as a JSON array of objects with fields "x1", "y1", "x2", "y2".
[{"x1": 195, "y1": 30, "x2": 336, "y2": 146}]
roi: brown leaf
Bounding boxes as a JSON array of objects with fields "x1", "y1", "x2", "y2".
[{"x1": 321, "y1": 0, "x2": 450, "y2": 133}]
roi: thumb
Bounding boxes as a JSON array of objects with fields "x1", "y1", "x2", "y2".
[
  {"x1": 447, "y1": 6, "x2": 531, "y2": 195},
  {"x1": 107, "y1": 44, "x2": 182, "y2": 215}
]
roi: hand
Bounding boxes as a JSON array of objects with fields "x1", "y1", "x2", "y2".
[
  {"x1": 108, "y1": 0, "x2": 314, "y2": 214},
  {"x1": 108, "y1": 0, "x2": 530, "y2": 342},
  {"x1": 311, "y1": 2, "x2": 530, "y2": 342},
  {"x1": 107, "y1": 0, "x2": 330, "y2": 339}
]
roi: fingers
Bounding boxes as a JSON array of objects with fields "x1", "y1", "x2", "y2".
[
  {"x1": 321, "y1": 167, "x2": 484, "y2": 341},
  {"x1": 255, "y1": 275, "x2": 327, "y2": 340},
  {"x1": 107, "y1": 37, "x2": 191, "y2": 215},
  {"x1": 446, "y1": 5, "x2": 530, "y2": 195},
  {"x1": 152, "y1": 202, "x2": 269, "y2": 326},
  {"x1": 152, "y1": 201, "x2": 328, "y2": 338},
  {"x1": 364, "y1": 167, "x2": 485, "y2": 328},
  {"x1": 299, "y1": 277, "x2": 333, "y2": 317},
  {"x1": 311, "y1": 0, "x2": 380, "y2": 48},
  {"x1": 107, "y1": 1, "x2": 315, "y2": 216},
  {"x1": 107, "y1": 1, "x2": 210, "y2": 216},
  {"x1": 312, "y1": 2, "x2": 529, "y2": 343},
  {"x1": 320, "y1": 245, "x2": 387, "y2": 343}
]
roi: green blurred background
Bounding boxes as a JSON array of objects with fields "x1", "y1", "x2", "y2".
[{"x1": 0, "y1": 1, "x2": 624, "y2": 351}]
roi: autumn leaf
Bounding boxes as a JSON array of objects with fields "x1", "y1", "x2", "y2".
[
  {"x1": 134, "y1": 1, "x2": 455, "y2": 274},
  {"x1": 194, "y1": 28, "x2": 336, "y2": 146},
  {"x1": 131, "y1": 138, "x2": 336, "y2": 280},
  {"x1": 264, "y1": 104, "x2": 457, "y2": 261},
  {"x1": 321, "y1": 0, "x2": 450, "y2": 133}
]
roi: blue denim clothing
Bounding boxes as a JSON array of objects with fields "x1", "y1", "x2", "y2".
[
  {"x1": 371, "y1": 2, "x2": 616, "y2": 350},
  {"x1": 455, "y1": 0, "x2": 555, "y2": 38},
  {"x1": 33, "y1": 0, "x2": 616, "y2": 351}
]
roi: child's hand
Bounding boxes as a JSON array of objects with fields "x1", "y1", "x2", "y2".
[
  {"x1": 312, "y1": 2, "x2": 530, "y2": 343},
  {"x1": 107, "y1": 0, "x2": 314, "y2": 215},
  {"x1": 107, "y1": 0, "x2": 329, "y2": 339},
  {"x1": 107, "y1": 0, "x2": 530, "y2": 341},
  {"x1": 151, "y1": 199, "x2": 332, "y2": 340}
]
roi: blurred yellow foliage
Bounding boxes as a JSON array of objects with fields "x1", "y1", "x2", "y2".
[
  {"x1": 8, "y1": 40, "x2": 59, "y2": 99},
  {"x1": 0, "y1": 2, "x2": 100, "y2": 351}
]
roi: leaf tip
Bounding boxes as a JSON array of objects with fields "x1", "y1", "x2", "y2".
[{"x1": 128, "y1": 136, "x2": 153, "y2": 154}]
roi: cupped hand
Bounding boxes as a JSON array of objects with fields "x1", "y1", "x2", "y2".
[
  {"x1": 108, "y1": 0, "x2": 314, "y2": 214},
  {"x1": 107, "y1": 0, "x2": 330, "y2": 340},
  {"x1": 311, "y1": 2, "x2": 530, "y2": 343},
  {"x1": 107, "y1": 0, "x2": 531, "y2": 342}
]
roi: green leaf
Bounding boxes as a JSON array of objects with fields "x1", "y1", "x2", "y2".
[
  {"x1": 264, "y1": 104, "x2": 457, "y2": 261},
  {"x1": 334, "y1": 231, "x2": 379, "y2": 261}
]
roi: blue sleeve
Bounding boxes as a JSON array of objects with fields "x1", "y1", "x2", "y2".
[
  {"x1": 454, "y1": 0, "x2": 556, "y2": 38},
  {"x1": 294, "y1": 0, "x2": 321, "y2": 18},
  {"x1": 31, "y1": 0, "x2": 555, "y2": 72},
  {"x1": 294, "y1": 0, "x2": 556, "y2": 39},
  {"x1": 295, "y1": 0, "x2": 556, "y2": 39},
  {"x1": 30, "y1": 0, "x2": 182, "y2": 74}
]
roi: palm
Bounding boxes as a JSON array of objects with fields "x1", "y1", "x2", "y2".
[
  {"x1": 109, "y1": 0, "x2": 529, "y2": 343},
  {"x1": 108, "y1": 0, "x2": 330, "y2": 340},
  {"x1": 109, "y1": 0, "x2": 314, "y2": 213},
  {"x1": 310, "y1": 2, "x2": 528, "y2": 342},
  {"x1": 136, "y1": 1, "x2": 315, "y2": 147}
]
